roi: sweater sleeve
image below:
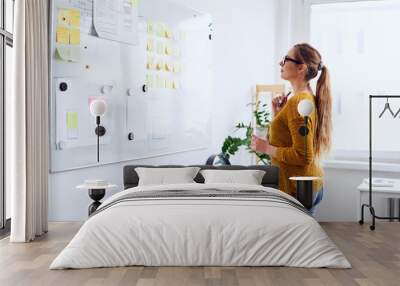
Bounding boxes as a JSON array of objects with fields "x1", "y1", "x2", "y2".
[{"x1": 274, "y1": 100, "x2": 315, "y2": 166}]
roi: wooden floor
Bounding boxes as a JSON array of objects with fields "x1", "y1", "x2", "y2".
[{"x1": 0, "y1": 222, "x2": 399, "y2": 286}]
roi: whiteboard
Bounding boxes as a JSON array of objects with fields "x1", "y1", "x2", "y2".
[{"x1": 50, "y1": 0, "x2": 213, "y2": 172}]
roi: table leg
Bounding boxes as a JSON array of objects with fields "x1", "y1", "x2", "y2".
[
  {"x1": 388, "y1": 198, "x2": 395, "y2": 222},
  {"x1": 296, "y1": 180, "x2": 313, "y2": 210},
  {"x1": 88, "y1": 189, "x2": 105, "y2": 216},
  {"x1": 398, "y1": 198, "x2": 400, "y2": 222}
]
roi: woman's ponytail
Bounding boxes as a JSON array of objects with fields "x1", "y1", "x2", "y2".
[{"x1": 315, "y1": 65, "x2": 332, "y2": 157}]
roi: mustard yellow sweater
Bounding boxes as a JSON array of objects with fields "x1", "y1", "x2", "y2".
[{"x1": 269, "y1": 92, "x2": 323, "y2": 197}]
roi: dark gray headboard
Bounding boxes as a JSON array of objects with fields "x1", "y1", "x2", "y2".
[{"x1": 123, "y1": 165, "x2": 279, "y2": 190}]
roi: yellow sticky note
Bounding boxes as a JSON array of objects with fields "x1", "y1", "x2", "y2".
[
  {"x1": 146, "y1": 57, "x2": 154, "y2": 70},
  {"x1": 58, "y1": 9, "x2": 70, "y2": 25},
  {"x1": 69, "y1": 9, "x2": 80, "y2": 27},
  {"x1": 165, "y1": 29, "x2": 172, "y2": 39},
  {"x1": 165, "y1": 62, "x2": 172, "y2": 72},
  {"x1": 165, "y1": 45, "x2": 172, "y2": 55},
  {"x1": 172, "y1": 80, "x2": 179, "y2": 89},
  {"x1": 156, "y1": 60, "x2": 164, "y2": 71},
  {"x1": 146, "y1": 39, "x2": 154, "y2": 52},
  {"x1": 67, "y1": 112, "x2": 78, "y2": 129},
  {"x1": 56, "y1": 26, "x2": 70, "y2": 44},
  {"x1": 70, "y1": 28, "x2": 80, "y2": 45}
]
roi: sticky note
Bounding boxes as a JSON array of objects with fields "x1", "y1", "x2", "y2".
[
  {"x1": 173, "y1": 63, "x2": 180, "y2": 73},
  {"x1": 146, "y1": 39, "x2": 154, "y2": 52},
  {"x1": 58, "y1": 9, "x2": 70, "y2": 25},
  {"x1": 156, "y1": 60, "x2": 163, "y2": 71},
  {"x1": 67, "y1": 112, "x2": 78, "y2": 129},
  {"x1": 165, "y1": 29, "x2": 172, "y2": 39},
  {"x1": 55, "y1": 47, "x2": 80, "y2": 62},
  {"x1": 69, "y1": 47, "x2": 81, "y2": 62},
  {"x1": 165, "y1": 62, "x2": 172, "y2": 72},
  {"x1": 146, "y1": 74, "x2": 154, "y2": 88},
  {"x1": 156, "y1": 23, "x2": 165, "y2": 37},
  {"x1": 172, "y1": 80, "x2": 179, "y2": 89},
  {"x1": 55, "y1": 47, "x2": 70, "y2": 61},
  {"x1": 146, "y1": 57, "x2": 154, "y2": 70},
  {"x1": 165, "y1": 45, "x2": 172, "y2": 55},
  {"x1": 166, "y1": 79, "x2": 173, "y2": 89},
  {"x1": 56, "y1": 26, "x2": 70, "y2": 44},
  {"x1": 70, "y1": 28, "x2": 80, "y2": 45},
  {"x1": 147, "y1": 22, "x2": 154, "y2": 35},
  {"x1": 69, "y1": 9, "x2": 81, "y2": 27},
  {"x1": 174, "y1": 47, "x2": 180, "y2": 57}
]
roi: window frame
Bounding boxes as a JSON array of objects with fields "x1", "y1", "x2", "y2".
[
  {"x1": 304, "y1": 0, "x2": 400, "y2": 163},
  {"x1": 0, "y1": 0, "x2": 13, "y2": 232}
]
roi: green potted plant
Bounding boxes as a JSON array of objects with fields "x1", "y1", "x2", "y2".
[{"x1": 221, "y1": 101, "x2": 272, "y2": 165}]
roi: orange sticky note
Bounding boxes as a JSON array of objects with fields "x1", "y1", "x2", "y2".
[
  {"x1": 56, "y1": 26, "x2": 70, "y2": 44},
  {"x1": 70, "y1": 28, "x2": 80, "y2": 45}
]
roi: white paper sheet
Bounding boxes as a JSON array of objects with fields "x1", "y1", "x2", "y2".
[{"x1": 93, "y1": 0, "x2": 139, "y2": 45}]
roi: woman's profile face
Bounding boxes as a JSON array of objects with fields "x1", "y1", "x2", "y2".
[{"x1": 279, "y1": 48, "x2": 304, "y2": 81}]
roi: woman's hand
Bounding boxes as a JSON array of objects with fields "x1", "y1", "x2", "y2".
[
  {"x1": 251, "y1": 135, "x2": 277, "y2": 157},
  {"x1": 272, "y1": 92, "x2": 288, "y2": 116}
]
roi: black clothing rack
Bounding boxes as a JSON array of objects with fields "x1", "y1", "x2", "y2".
[{"x1": 359, "y1": 95, "x2": 400, "y2": 230}]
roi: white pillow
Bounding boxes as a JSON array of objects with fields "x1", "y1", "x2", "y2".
[
  {"x1": 135, "y1": 167, "x2": 201, "y2": 186},
  {"x1": 200, "y1": 169, "x2": 266, "y2": 185}
]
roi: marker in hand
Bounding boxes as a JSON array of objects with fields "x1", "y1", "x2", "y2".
[{"x1": 278, "y1": 91, "x2": 291, "y2": 107}]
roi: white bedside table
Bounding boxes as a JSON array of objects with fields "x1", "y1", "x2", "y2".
[
  {"x1": 77, "y1": 180, "x2": 117, "y2": 216},
  {"x1": 357, "y1": 178, "x2": 400, "y2": 224}
]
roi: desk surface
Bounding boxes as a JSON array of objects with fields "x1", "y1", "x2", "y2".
[{"x1": 358, "y1": 183, "x2": 400, "y2": 193}]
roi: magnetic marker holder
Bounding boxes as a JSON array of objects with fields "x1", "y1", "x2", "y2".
[{"x1": 59, "y1": 82, "x2": 68, "y2": 92}]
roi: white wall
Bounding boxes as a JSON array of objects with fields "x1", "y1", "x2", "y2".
[
  {"x1": 49, "y1": 0, "x2": 277, "y2": 221},
  {"x1": 274, "y1": 0, "x2": 309, "y2": 82}
]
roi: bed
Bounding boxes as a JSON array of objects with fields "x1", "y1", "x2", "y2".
[{"x1": 50, "y1": 165, "x2": 351, "y2": 269}]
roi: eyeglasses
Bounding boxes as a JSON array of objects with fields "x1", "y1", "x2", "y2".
[{"x1": 280, "y1": 56, "x2": 304, "y2": 66}]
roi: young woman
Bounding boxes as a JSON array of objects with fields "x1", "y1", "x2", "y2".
[{"x1": 251, "y1": 43, "x2": 332, "y2": 215}]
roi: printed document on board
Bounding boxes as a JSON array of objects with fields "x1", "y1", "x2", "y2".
[{"x1": 93, "y1": 0, "x2": 139, "y2": 45}]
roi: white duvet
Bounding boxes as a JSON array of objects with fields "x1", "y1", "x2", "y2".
[{"x1": 50, "y1": 183, "x2": 351, "y2": 269}]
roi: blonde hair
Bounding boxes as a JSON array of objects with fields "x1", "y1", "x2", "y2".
[{"x1": 293, "y1": 43, "x2": 332, "y2": 157}]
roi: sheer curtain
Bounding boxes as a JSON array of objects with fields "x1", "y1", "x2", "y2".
[{"x1": 9, "y1": 0, "x2": 49, "y2": 242}]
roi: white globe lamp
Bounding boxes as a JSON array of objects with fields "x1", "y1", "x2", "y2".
[{"x1": 89, "y1": 99, "x2": 107, "y2": 162}]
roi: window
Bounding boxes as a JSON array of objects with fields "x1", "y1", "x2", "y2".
[
  {"x1": 309, "y1": 0, "x2": 400, "y2": 163},
  {"x1": 0, "y1": 0, "x2": 14, "y2": 232}
]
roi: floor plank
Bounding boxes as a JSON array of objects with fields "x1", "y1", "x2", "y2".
[{"x1": 0, "y1": 222, "x2": 399, "y2": 286}]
